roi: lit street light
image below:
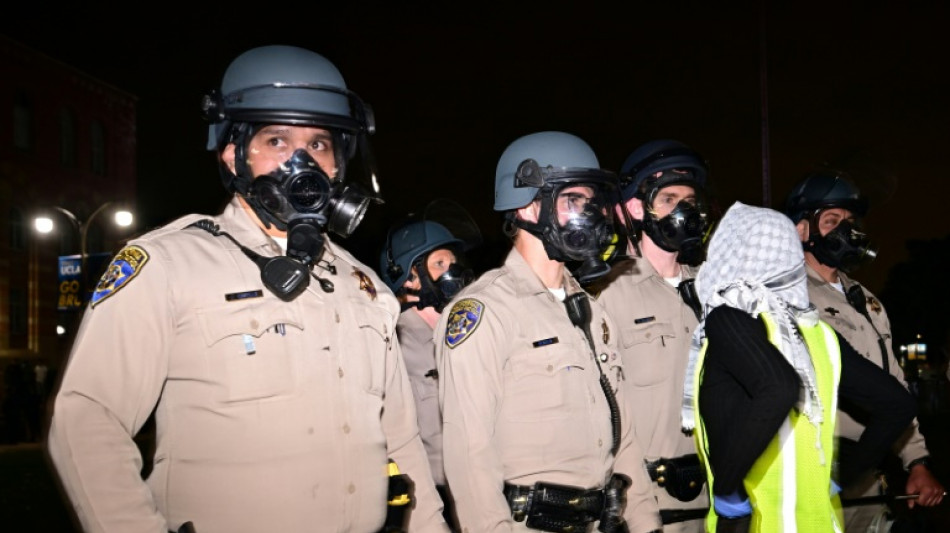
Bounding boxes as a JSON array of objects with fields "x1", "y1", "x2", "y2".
[{"x1": 33, "y1": 202, "x2": 134, "y2": 308}]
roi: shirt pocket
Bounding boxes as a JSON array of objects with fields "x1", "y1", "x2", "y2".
[
  {"x1": 350, "y1": 302, "x2": 393, "y2": 397},
  {"x1": 197, "y1": 299, "x2": 304, "y2": 402},
  {"x1": 503, "y1": 339, "x2": 589, "y2": 422},
  {"x1": 620, "y1": 320, "x2": 677, "y2": 387}
]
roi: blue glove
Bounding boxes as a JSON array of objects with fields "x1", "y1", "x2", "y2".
[
  {"x1": 714, "y1": 490, "x2": 752, "y2": 519},
  {"x1": 830, "y1": 480, "x2": 841, "y2": 497}
]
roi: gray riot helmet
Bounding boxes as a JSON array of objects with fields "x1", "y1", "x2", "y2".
[
  {"x1": 381, "y1": 220, "x2": 472, "y2": 312},
  {"x1": 202, "y1": 45, "x2": 379, "y2": 236},
  {"x1": 495, "y1": 131, "x2": 622, "y2": 283},
  {"x1": 495, "y1": 131, "x2": 603, "y2": 211}
]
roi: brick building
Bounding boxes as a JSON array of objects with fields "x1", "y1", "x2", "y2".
[{"x1": 0, "y1": 35, "x2": 136, "y2": 443}]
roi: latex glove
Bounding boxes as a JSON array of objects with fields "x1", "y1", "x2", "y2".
[{"x1": 714, "y1": 490, "x2": 751, "y2": 519}]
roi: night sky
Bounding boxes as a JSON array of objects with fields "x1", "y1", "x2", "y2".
[{"x1": 3, "y1": 3, "x2": 949, "y2": 292}]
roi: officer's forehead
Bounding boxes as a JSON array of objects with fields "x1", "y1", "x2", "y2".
[
  {"x1": 655, "y1": 184, "x2": 696, "y2": 195},
  {"x1": 253, "y1": 124, "x2": 333, "y2": 137},
  {"x1": 819, "y1": 207, "x2": 854, "y2": 219}
]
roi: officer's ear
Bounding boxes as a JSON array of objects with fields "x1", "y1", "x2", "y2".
[
  {"x1": 625, "y1": 197, "x2": 645, "y2": 222},
  {"x1": 220, "y1": 143, "x2": 238, "y2": 174},
  {"x1": 404, "y1": 266, "x2": 421, "y2": 290},
  {"x1": 516, "y1": 200, "x2": 541, "y2": 224},
  {"x1": 795, "y1": 219, "x2": 810, "y2": 242}
]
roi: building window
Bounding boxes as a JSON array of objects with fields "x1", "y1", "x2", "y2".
[
  {"x1": 14, "y1": 91, "x2": 33, "y2": 151},
  {"x1": 8, "y1": 207, "x2": 25, "y2": 251},
  {"x1": 90, "y1": 120, "x2": 106, "y2": 175},
  {"x1": 9, "y1": 287, "x2": 27, "y2": 338},
  {"x1": 61, "y1": 108, "x2": 78, "y2": 167}
]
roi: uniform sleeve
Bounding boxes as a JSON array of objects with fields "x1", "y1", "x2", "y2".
[
  {"x1": 437, "y1": 301, "x2": 513, "y2": 532},
  {"x1": 836, "y1": 334, "x2": 917, "y2": 488},
  {"x1": 877, "y1": 308, "x2": 932, "y2": 468},
  {"x1": 382, "y1": 319, "x2": 450, "y2": 533},
  {"x1": 612, "y1": 382, "x2": 663, "y2": 532},
  {"x1": 47, "y1": 244, "x2": 172, "y2": 532}
]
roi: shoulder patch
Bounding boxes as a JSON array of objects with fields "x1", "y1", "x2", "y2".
[
  {"x1": 444, "y1": 298, "x2": 485, "y2": 349},
  {"x1": 90, "y1": 245, "x2": 149, "y2": 308}
]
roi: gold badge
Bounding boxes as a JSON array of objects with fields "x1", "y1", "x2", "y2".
[
  {"x1": 868, "y1": 296, "x2": 882, "y2": 314},
  {"x1": 352, "y1": 268, "x2": 377, "y2": 300}
]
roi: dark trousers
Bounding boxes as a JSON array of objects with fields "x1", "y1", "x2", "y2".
[{"x1": 437, "y1": 484, "x2": 460, "y2": 532}]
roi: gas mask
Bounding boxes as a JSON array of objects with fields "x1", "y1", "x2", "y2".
[
  {"x1": 410, "y1": 260, "x2": 474, "y2": 313},
  {"x1": 512, "y1": 159, "x2": 620, "y2": 284},
  {"x1": 638, "y1": 179, "x2": 712, "y2": 257},
  {"x1": 806, "y1": 219, "x2": 877, "y2": 273},
  {"x1": 245, "y1": 148, "x2": 373, "y2": 238}
]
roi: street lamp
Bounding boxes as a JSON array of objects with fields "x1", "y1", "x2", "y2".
[{"x1": 33, "y1": 202, "x2": 134, "y2": 306}]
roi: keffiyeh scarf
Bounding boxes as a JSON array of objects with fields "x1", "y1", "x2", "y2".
[{"x1": 681, "y1": 202, "x2": 822, "y2": 432}]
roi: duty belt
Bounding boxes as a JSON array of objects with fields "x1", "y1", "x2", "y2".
[
  {"x1": 504, "y1": 474, "x2": 635, "y2": 533},
  {"x1": 504, "y1": 481, "x2": 605, "y2": 532}
]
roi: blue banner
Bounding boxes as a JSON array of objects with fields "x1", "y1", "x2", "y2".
[{"x1": 57, "y1": 252, "x2": 115, "y2": 311}]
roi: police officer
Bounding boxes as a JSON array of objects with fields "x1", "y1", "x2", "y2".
[
  {"x1": 380, "y1": 219, "x2": 475, "y2": 531},
  {"x1": 590, "y1": 140, "x2": 713, "y2": 532},
  {"x1": 784, "y1": 171, "x2": 945, "y2": 531},
  {"x1": 435, "y1": 131, "x2": 662, "y2": 532},
  {"x1": 47, "y1": 45, "x2": 448, "y2": 533}
]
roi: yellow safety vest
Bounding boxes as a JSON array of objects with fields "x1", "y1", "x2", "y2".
[{"x1": 691, "y1": 312, "x2": 844, "y2": 533}]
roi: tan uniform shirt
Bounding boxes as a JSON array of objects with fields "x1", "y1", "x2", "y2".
[
  {"x1": 807, "y1": 265, "x2": 929, "y2": 497},
  {"x1": 435, "y1": 249, "x2": 661, "y2": 533},
  {"x1": 398, "y1": 308, "x2": 446, "y2": 486},
  {"x1": 48, "y1": 198, "x2": 447, "y2": 533},
  {"x1": 592, "y1": 259, "x2": 707, "y2": 532}
]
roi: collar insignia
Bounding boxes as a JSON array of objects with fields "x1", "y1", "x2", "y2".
[{"x1": 352, "y1": 268, "x2": 377, "y2": 300}]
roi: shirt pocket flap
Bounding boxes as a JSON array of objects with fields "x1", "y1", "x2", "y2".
[
  {"x1": 621, "y1": 320, "x2": 676, "y2": 348},
  {"x1": 197, "y1": 299, "x2": 304, "y2": 347},
  {"x1": 508, "y1": 339, "x2": 589, "y2": 378}
]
